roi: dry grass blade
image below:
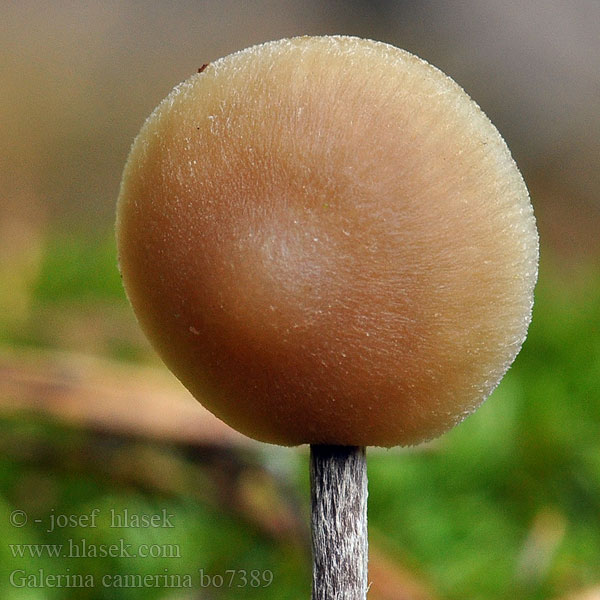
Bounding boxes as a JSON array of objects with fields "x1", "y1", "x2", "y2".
[{"x1": 0, "y1": 347, "x2": 252, "y2": 447}]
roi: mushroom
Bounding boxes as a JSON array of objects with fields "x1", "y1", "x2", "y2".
[{"x1": 116, "y1": 35, "x2": 538, "y2": 600}]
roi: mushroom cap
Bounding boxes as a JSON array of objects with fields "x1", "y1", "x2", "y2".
[{"x1": 116, "y1": 35, "x2": 538, "y2": 447}]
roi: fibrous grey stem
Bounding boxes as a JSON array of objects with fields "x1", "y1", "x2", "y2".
[{"x1": 310, "y1": 445, "x2": 368, "y2": 600}]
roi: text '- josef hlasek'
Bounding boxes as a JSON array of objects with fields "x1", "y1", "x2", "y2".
[{"x1": 9, "y1": 508, "x2": 174, "y2": 532}]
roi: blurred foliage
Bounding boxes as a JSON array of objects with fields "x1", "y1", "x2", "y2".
[
  {"x1": 0, "y1": 229, "x2": 599, "y2": 600},
  {"x1": 34, "y1": 231, "x2": 125, "y2": 303}
]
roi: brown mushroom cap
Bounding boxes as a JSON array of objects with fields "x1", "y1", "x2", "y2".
[{"x1": 116, "y1": 36, "x2": 538, "y2": 447}]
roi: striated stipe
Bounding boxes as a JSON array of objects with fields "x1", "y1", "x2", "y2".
[{"x1": 310, "y1": 445, "x2": 368, "y2": 600}]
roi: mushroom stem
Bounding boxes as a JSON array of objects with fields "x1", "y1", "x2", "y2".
[{"x1": 310, "y1": 444, "x2": 368, "y2": 600}]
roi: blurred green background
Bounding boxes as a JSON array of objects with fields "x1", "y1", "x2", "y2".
[{"x1": 1, "y1": 1, "x2": 599, "y2": 599}]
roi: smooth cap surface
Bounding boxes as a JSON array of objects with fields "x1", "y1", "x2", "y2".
[{"x1": 116, "y1": 36, "x2": 538, "y2": 447}]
